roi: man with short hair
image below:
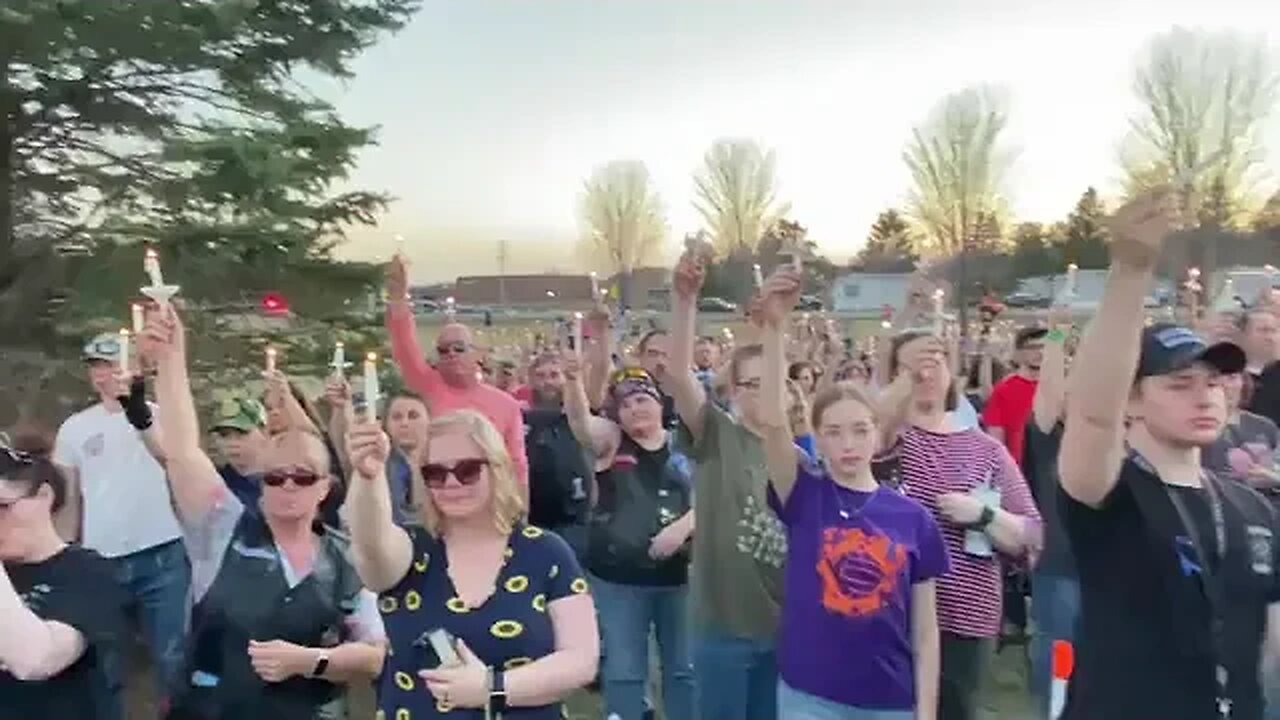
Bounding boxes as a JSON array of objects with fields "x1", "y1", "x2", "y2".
[
  {"x1": 982, "y1": 326, "x2": 1047, "y2": 465},
  {"x1": 1059, "y1": 191, "x2": 1280, "y2": 720},
  {"x1": 1240, "y1": 308, "x2": 1280, "y2": 425},
  {"x1": 52, "y1": 333, "x2": 190, "y2": 707},
  {"x1": 385, "y1": 256, "x2": 528, "y2": 484}
]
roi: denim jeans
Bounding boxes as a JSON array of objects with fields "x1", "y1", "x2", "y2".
[
  {"x1": 778, "y1": 679, "x2": 913, "y2": 720},
  {"x1": 693, "y1": 627, "x2": 778, "y2": 720},
  {"x1": 590, "y1": 575, "x2": 694, "y2": 720},
  {"x1": 101, "y1": 539, "x2": 192, "y2": 704},
  {"x1": 1029, "y1": 572, "x2": 1081, "y2": 719}
]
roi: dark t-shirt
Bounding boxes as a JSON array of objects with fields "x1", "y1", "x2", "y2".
[
  {"x1": 0, "y1": 547, "x2": 127, "y2": 720},
  {"x1": 1247, "y1": 361, "x2": 1280, "y2": 427},
  {"x1": 1061, "y1": 457, "x2": 1280, "y2": 720},
  {"x1": 1202, "y1": 412, "x2": 1280, "y2": 492},
  {"x1": 1022, "y1": 420, "x2": 1073, "y2": 576}
]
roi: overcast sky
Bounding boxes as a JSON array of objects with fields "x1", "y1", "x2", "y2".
[{"x1": 317, "y1": 0, "x2": 1280, "y2": 281}]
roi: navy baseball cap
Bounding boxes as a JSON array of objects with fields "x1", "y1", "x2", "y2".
[{"x1": 1137, "y1": 323, "x2": 1246, "y2": 379}]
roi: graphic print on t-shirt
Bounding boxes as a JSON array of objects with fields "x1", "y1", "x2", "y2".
[{"x1": 818, "y1": 526, "x2": 908, "y2": 618}]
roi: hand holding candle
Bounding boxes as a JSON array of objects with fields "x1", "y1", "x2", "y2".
[
  {"x1": 573, "y1": 312, "x2": 584, "y2": 353},
  {"x1": 752, "y1": 263, "x2": 764, "y2": 288},
  {"x1": 590, "y1": 272, "x2": 600, "y2": 301},
  {"x1": 144, "y1": 248, "x2": 165, "y2": 288},
  {"x1": 363, "y1": 353, "x2": 380, "y2": 422},
  {"x1": 331, "y1": 341, "x2": 348, "y2": 375}
]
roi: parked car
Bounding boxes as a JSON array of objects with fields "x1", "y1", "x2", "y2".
[
  {"x1": 798, "y1": 295, "x2": 824, "y2": 311},
  {"x1": 698, "y1": 297, "x2": 739, "y2": 313},
  {"x1": 1004, "y1": 291, "x2": 1050, "y2": 308}
]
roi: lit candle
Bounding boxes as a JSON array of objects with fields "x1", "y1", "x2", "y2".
[
  {"x1": 265, "y1": 346, "x2": 276, "y2": 374},
  {"x1": 118, "y1": 329, "x2": 130, "y2": 373},
  {"x1": 590, "y1": 272, "x2": 600, "y2": 300},
  {"x1": 753, "y1": 263, "x2": 764, "y2": 288},
  {"x1": 144, "y1": 248, "x2": 164, "y2": 288},
  {"x1": 332, "y1": 341, "x2": 346, "y2": 374},
  {"x1": 573, "y1": 312, "x2": 584, "y2": 353},
  {"x1": 445, "y1": 296, "x2": 456, "y2": 321},
  {"x1": 364, "y1": 352, "x2": 380, "y2": 422},
  {"x1": 131, "y1": 303, "x2": 145, "y2": 334},
  {"x1": 393, "y1": 234, "x2": 406, "y2": 258},
  {"x1": 1065, "y1": 263, "x2": 1078, "y2": 298}
]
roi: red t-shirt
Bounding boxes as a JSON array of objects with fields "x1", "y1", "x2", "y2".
[{"x1": 980, "y1": 373, "x2": 1038, "y2": 465}]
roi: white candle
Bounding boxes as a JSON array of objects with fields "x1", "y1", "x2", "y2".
[
  {"x1": 1065, "y1": 263, "x2": 1078, "y2": 297},
  {"x1": 445, "y1": 296, "x2": 456, "y2": 320},
  {"x1": 131, "y1": 303, "x2": 145, "y2": 333},
  {"x1": 364, "y1": 353, "x2": 380, "y2": 422},
  {"x1": 590, "y1": 272, "x2": 600, "y2": 300},
  {"x1": 265, "y1": 346, "x2": 276, "y2": 374},
  {"x1": 144, "y1": 249, "x2": 164, "y2": 288},
  {"x1": 752, "y1": 263, "x2": 764, "y2": 288},
  {"x1": 332, "y1": 341, "x2": 346, "y2": 373},
  {"x1": 793, "y1": 250, "x2": 803, "y2": 273},
  {"x1": 573, "y1": 312, "x2": 584, "y2": 352},
  {"x1": 118, "y1": 329, "x2": 130, "y2": 373}
]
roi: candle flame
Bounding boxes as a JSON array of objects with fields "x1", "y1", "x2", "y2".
[
  {"x1": 145, "y1": 248, "x2": 158, "y2": 259},
  {"x1": 933, "y1": 288, "x2": 945, "y2": 299},
  {"x1": 266, "y1": 346, "x2": 276, "y2": 356},
  {"x1": 119, "y1": 328, "x2": 129, "y2": 337},
  {"x1": 1188, "y1": 267, "x2": 1201, "y2": 279},
  {"x1": 1067, "y1": 263, "x2": 1078, "y2": 271},
  {"x1": 335, "y1": 341, "x2": 344, "y2": 349},
  {"x1": 366, "y1": 352, "x2": 377, "y2": 362},
  {"x1": 574, "y1": 311, "x2": 583, "y2": 320}
]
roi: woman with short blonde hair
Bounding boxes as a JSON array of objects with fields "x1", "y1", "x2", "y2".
[{"x1": 345, "y1": 409, "x2": 598, "y2": 719}]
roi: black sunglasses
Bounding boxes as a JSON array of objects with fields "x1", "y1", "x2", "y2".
[
  {"x1": 421, "y1": 458, "x2": 488, "y2": 488},
  {"x1": 436, "y1": 342, "x2": 470, "y2": 356},
  {"x1": 262, "y1": 468, "x2": 323, "y2": 488}
]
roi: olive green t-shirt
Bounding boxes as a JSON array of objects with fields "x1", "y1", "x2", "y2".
[{"x1": 680, "y1": 402, "x2": 786, "y2": 640}]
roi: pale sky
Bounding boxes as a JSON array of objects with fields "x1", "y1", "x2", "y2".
[{"x1": 317, "y1": 0, "x2": 1280, "y2": 282}]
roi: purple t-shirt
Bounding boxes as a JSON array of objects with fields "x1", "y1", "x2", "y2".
[{"x1": 768, "y1": 458, "x2": 950, "y2": 710}]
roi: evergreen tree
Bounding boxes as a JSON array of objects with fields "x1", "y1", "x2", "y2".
[
  {"x1": 853, "y1": 209, "x2": 918, "y2": 272},
  {"x1": 1058, "y1": 187, "x2": 1110, "y2": 268}
]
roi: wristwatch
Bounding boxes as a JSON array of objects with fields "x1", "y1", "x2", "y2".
[
  {"x1": 974, "y1": 505, "x2": 996, "y2": 530},
  {"x1": 311, "y1": 653, "x2": 330, "y2": 678},
  {"x1": 489, "y1": 668, "x2": 508, "y2": 713}
]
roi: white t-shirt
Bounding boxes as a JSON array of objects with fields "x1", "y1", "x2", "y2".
[{"x1": 53, "y1": 403, "x2": 182, "y2": 558}]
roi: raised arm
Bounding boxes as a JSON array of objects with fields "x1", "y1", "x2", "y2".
[
  {"x1": 343, "y1": 420, "x2": 413, "y2": 593},
  {"x1": 324, "y1": 375, "x2": 356, "y2": 472},
  {"x1": 1060, "y1": 190, "x2": 1172, "y2": 507},
  {"x1": 562, "y1": 351, "x2": 619, "y2": 464},
  {"x1": 385, "y1": 256, "x2": 444, "y2": 401},
  {"x1": 668, "y1": 251, "x2": 710, "y2": 443},
  {"x1": 145, "y1": 306, "x2": 229, "y2": 522},
  {"x1": 0, "y1": 563, "x2": 89, "y2": 680},
  {"x1": 1033, "y1": 306, "x2": 1070, "y2": 432},
  {"x1": 759, "y1": 268, "x2": 805, "y2": 504},
  {"x1": 583, "y1": 305, "x2": 613, "y2": 411}
]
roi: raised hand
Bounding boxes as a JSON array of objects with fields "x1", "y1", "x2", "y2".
[
  {"x1": 324, "y1": 375, "x2": 352, "y2": 409},
  {"x1": 759, "y1": 267, "x2": 803, "y2": 329},
  {"x1": 345, "y1": 420, "x2": 390, "y2": 480},
  {"x1": 1107, "y1": 188, "x2": 1175, "y2": 270},
  {"x1": 672, "y1": 251, "x2": 706, "y2": 302},
  {"x1": 386, "y1": 254, "x2": 409, "y2": 302},
  {"x1": 140, "y1": 303, "x2": 183, "y2": 363}
]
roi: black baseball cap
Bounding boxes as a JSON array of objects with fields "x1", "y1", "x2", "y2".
[
  {"x1": 1136, "y1": 323, "x2": 1246, "y2": 379},
  {"x1": 1015, "y1": 326, "x2": 1048, "y2": 349}
]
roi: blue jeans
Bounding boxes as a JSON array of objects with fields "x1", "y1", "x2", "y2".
[
  {"x1": 1030, "y1": 572, "x2": 1080, "y2": 719},
  {"x1": 778, "y1": 679, "x2": 913, "y2": 720},
  {"x1": 693, "y1": 628, "x2": 778, "y2": 720},
  {"x1": 102, "y1": 539, "x2": 192, "y2": 703},
  {"x1": 590, "y1": 576, "x2": 694, "y2": 720}
]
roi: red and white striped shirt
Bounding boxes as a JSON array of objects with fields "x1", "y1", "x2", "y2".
[{"x1": 895, "y1": 425, "x2": 1041, "y2": 638}]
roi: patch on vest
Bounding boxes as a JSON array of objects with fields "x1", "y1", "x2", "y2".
[{"x1": 1247, "y1": 525, "x2": 1273, "y2": 575}]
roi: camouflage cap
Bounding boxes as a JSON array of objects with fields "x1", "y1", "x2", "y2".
[{"x1": 211, "y1": 396, "x2": 267, "y2": 433}]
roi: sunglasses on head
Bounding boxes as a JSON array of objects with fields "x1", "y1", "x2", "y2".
[
  {"x1": 420, "y1": 458, "x2": 488, "y2": 488},
  {"x1": 262, "y1": 467, "x2": 322, "y2": 488},
  {"x1": 610, "y1": 367, "x2": 653, "y2": 384},
  {"x1": 436, "y1": 342, "x2": 469, "y2": 356}
]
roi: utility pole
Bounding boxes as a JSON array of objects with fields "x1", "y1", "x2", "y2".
[{"x1": 497, "y1": 239, "x2": 508, "y2": 306}]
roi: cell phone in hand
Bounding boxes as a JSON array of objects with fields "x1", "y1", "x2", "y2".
[{"x1": 413, "y1": 627, "x2": 462, "y2": 669}]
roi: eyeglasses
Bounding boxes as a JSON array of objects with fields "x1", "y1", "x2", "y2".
[
  {"x1": 421, "y1": 458, "x2": 488, "y2": 488},
  {"x1": 436, "y1": 342, "x2": 470, "y2": 356},
  {"x1": 262, "y1": 467, "x2": 323, "y2": 488},
  {"x1": 735, "y1": 378, "x2": 763, "y2": 391}
]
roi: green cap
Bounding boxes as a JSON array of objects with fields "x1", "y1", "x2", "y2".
[{"x1": 211, "y1": 396, "x2": 267, "y2": 433}]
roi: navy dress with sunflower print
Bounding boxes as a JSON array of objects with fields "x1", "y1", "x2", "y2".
[{"x1": 375, "y1": 523, "x2": 590, "y2": 720}]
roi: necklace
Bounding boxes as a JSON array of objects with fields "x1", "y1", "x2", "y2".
[{"x1": 830, "y1": 479, "x2": 878, "y2": 520}]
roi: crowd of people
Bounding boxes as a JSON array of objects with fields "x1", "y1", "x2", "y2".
[{"x1": 5, "y1": 188, "x2": 1280, "y2": 720}]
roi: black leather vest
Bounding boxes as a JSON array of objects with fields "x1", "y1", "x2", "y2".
[{"x1": 169, "y1": 513, "x2": 363, "y2": 720}]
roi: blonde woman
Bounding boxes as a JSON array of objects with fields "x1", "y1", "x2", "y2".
[{"x1": 345, "y1": 410, "x2": 598, "y2": 719}]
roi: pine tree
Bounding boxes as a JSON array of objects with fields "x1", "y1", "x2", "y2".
[
  {"x1": 1059, "y1": 187, "x2": 1110, "y2": 268},
  {"x1": 853, "y1": 209, "x2": 918, "y2": 272}
]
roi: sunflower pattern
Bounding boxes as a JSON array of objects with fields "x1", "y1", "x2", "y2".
[{"x1": 375, "y1": 523, "x2": 588, "y2": 719}]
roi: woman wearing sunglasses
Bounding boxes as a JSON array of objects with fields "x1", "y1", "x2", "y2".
[
  {"x1": 345, "y1": 409, "x2": 599, "y2": 719},
  {"x1": 562, "y1": 359, "x2": 696, "y2": 720},
  {"x1": 142, "y1": 307, "x2": 386, "y2": 720},
  {"x1": 0, "y1": 433, "x2": 129, "y2": 720}
]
